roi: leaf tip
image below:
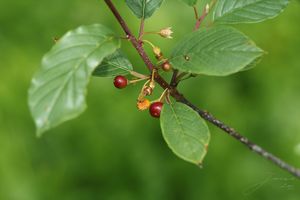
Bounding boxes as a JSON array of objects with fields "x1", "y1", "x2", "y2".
[{"x1": 197, "y1": 162, "x2": 204, "y2": 169}]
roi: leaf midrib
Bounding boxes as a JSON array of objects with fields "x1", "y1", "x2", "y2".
[
  {"x1": 169, "y1": 104, "x2": 207, "y2": 146},
  {"x1": 142, "y1": 0, "x2": 146, "y2": 18}
]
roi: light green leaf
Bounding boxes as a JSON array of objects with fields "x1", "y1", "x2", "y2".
[
  {"x1": 93, "y1": 50, "x2": 133, "y2": 77},
  {"x1": 160, "y1": 102, "x2": 210, "y2": 165},
  {"x1": 180, "y1": 0, "x2": 198, "y2": 6},
  {"x1": 213, "y1": 0, "x2": 290, "y2": 24},
  {"x1": 28, "y1": 24, "x2": 120, "y2": 136},
  {"x1": 125, "y1": 0, "x2": 164, "y2": 19},
  {"x1": 170, "y1": 26, "x2": 264, "y2": 76}
]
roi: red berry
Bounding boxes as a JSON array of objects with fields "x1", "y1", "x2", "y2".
[
  {"x1": 114, "y1": 75, "x2": 128, "y2": 89},
  {"x1": 149, "y1": 102, "x2": 163, "y2": 118}
]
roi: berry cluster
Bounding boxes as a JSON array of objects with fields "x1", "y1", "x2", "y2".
[
  {"x1": 113, "y1": 74, "x2": 165, "y2": 118},
  {"x1": 112, "y1": 30, "x2": 175, "y2": 118}
]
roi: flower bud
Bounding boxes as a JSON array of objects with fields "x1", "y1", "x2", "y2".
[
  {"x1": 149, "y1": 81, "x2": 155, "y2": 89},
  {"x1": 158, "y1": 27, "x2": 173, "y2": 39},
  {"x1": 153, "y1": 46, "x2": 162, "y2": 57},
  {"x1": 143, "y1": 86, "x2": 153, "y2": 96},
  {"x1": 205, "y1": 4, "x2": 210, "y2": 14}
]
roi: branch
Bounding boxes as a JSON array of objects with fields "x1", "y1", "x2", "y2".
[{"x1": 104, "y1": 0, "x2": 300, "y2": 179}]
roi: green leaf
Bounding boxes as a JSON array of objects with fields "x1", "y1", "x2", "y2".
[
  {"x1": 170, "y1": 26, "x2": 264, "y2": 76},
  {"x1": 93, "y1": 50, "x2": 133, "y2": 77},
  {"x1": 180, "y1": 0, "x2": 198, "y2": 6},
  {"x1": 213, "y1": 0, "x2": 290, "y2": 24},
  {"x1": 160, "y1": 102, "x2": 210, "y2": 165},
  {"x1": 28, "y1": 24, "x2": 120, "y2": 136},
  {"x1": 125, "y1": 0, "x2": 164, "y2": 19}
]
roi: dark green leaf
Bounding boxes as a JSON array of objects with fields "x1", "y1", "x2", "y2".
[
  {"x1": 213, "y1": 0, "x2": 290, "y2": 24},
  {"x1": 28, "y1": 24, "x2": 120, "y2": 136},
  {"x1": 93, "y1": 50, "x2": 133, "y2": 77},
  {"x1": 170, "y1": 26, "x2": 264, "y2": 76},
  {"x1": 160, "y1": 102, "x2": 210, "y2": 165},
  {"x1": 125, "y1": 0, "x2": 164, "y2": 19}
]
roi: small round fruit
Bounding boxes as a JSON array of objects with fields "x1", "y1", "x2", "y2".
[
  {"x1": 114, "y1": 75, "x2": 128, "y2": 89},
  {"x1": 149, "y1": 102, "x2": 163, "y2": 118},
  {"x1": 161, "y1": 61, "x2": 172, "y2": 72}
]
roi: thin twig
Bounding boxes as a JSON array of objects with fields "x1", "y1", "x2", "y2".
[
  {"x1": 180, "y1": 97, "x2": 300, "y2": 178},
  {"x1": 194, "y1": 5, "x2": 209, "y2": 30},
  {"x1": 104, "y1": 0, "x2": 300, "y2": 179},
  {"x1": 194, "y1": 0, "x2": 217, "y2": 30},
  {"x1": 104, "y1": 0, "x2": 155, "y2": 72}
]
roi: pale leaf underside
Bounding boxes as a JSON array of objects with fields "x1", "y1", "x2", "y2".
[{"x1": 28, "y1": 24, "x2": 120, "y2": 136}]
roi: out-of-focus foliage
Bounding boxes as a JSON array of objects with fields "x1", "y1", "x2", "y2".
[{"x1": 0, "y1": 0, "x2": 300, "y2": 199}]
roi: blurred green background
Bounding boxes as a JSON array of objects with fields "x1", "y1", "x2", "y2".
[{"x1": 1, "y1": 0, "x2": 300, "y2": 199}]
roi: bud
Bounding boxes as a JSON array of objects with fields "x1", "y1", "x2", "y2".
[
  {"x1": 161, "y1": 61, "x2": 172, "y2": 72},
  {"x1": 155, "y1": 54, "x2": 164, "y2": 61},
  {"x1": 153, "y1": 46, "x2": 162, "y2": 57},
  {"x1": 205, "y1": 4, "x2": 210, "y2": 14},
  {"x1": 149, "y1": 81, "x2": 155, "y2": 89},
  {"x1": 137, "y1": 99, "x2": 151, "y2": 111},
  {"x1": 158, "y1": 27, "x2": 173, "y2": 39}
]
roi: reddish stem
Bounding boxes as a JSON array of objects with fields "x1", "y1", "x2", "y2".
[{"x1": 194, "y1": 8, "x2": 208, "y2": 30}]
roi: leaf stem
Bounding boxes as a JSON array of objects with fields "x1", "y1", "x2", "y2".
[
  {"x1": 176, "y1": 72, "x2": 190, "y2": 82},
  {"x1": 138, "y1": 18, "x2": 145, "y2": 40},
  {"x1": 170, "y1": 70, "x2": 179, "y2": 87},
  {"x1": 142, "y1": 39, "x2": 156, "y2": 48},
  {"x1": 104, "y1": 0, "x2": 300, "y2": 179},
  {"x1": 158, "y1": 89, "x2": 169, "y2": 102},
  {"x1": 194, "y1": 4, "x2": 209, "y2": 30},
  {"x1": 130, "y1": 70, "x2": 149, "y2": 79},
  {"x1": 194, "y1": 0, "x2": 217, "y2": 30},
  {"x1": 129, "y1": 77, "x2": 149, "y2": 84}
]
